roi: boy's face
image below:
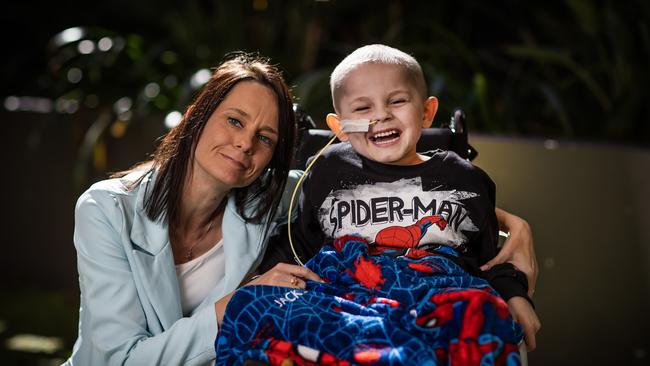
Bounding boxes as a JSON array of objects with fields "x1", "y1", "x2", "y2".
[{"x1": 334, "y1": 63, "x2": 435, "y2": 166}]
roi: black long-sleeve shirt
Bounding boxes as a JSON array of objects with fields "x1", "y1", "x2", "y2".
[{"x1": 266, "y1": 142, "x2": 530, "y2": 304}]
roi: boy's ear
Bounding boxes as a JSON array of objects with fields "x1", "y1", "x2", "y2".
[
  {"x1": 326, "y1": 113, "x2": 349, "y2": 141},
  {"x1": 422, "y1": 97, "x2": 439, "y2": 128}
]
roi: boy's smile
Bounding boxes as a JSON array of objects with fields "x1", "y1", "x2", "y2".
[
  {"x1": 334, "y1": 63, "x2": 437, "y2": 166},
  {"x1": 369, "y1": 128, "x2": 400, "y2": 145}
]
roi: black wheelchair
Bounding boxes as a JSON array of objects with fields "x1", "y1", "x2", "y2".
[{"x1": 247, "y1": 105, "x2": 529, "y2": 366}]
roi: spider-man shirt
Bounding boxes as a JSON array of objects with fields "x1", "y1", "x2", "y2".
[{"x1": 290, "y1": 143, "x2": 529, "y2": 302}]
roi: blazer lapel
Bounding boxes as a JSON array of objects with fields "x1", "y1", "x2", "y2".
[
  {"x1": 130, "y1": 246, "x2": 182, "y2": 330},
  {"x1": 197, "y1": 196, "x2": 267, "y2": 310},
  {"x1": 129, "y1": 172, "x2": 183, "y2": 330}
]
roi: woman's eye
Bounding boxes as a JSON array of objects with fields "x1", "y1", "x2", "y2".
[
  {"x1": 227, "y1": 117, "x2": 242, "y2": 127},
  {"x1": 257, "y1": 134, "x2": 274, "y2": 146}
]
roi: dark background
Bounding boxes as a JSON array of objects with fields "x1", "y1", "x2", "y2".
[{"x1": 1, "y1": 0, "x2": 649, "y2": 365}]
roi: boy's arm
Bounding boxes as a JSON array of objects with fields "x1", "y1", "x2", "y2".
[
  {"x1": 473, "y1": 173, "x2": 533, "y2": 306},
  {"x1": 468, "y1": 211, "x2": 538, "y2": 351},
  {"x1": 481, "y1": 261, "x2": 532, "y2": 305},
  {"x1": 481, "y1": 208, "x2": 538, "y2": 298},
  {"x1": 473, "y1": 168, "x2": 540, "y2": 351},
  {"x1": 476, "y1": 205, "x2": 539, "y2": 351},
  {"x1": 474, "y1": 210, "x2": 532, "y2": 305},
  {"x1": 256, "y1": 224, "x2": 296, "y2": 273},
  {"x1": 256, "y1": 169, "x2": 324, "y2": 272},
  {"x1": 291, "y1": 166, "x2": 327, "y2": 263}
]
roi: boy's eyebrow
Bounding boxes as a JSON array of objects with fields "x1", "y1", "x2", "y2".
[
  {"x1": 348, "y1": 89, "x2": 412, "y2": 103},
  {"x1": 386, "y1": 89, "x2": 412, "y2": 97},
  {"x1": 225, "y1": 107, "x2": 278, "y2": 135},
  {"x1": 348, "y1": 96, "x2": 371, "y2": 104}
]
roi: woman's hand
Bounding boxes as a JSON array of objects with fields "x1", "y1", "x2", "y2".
[
  {"x1": 507, "y1": 297, "x2": 541, "y2": 351},
  {"x1": 481, "y1": 208, "x2": 538, "y2": 298},
  {"x1": 216, "y1": 263, "x2": 323, "y2": 326},
  {"x1": 245, "y1": 262, "x2": 324, "y2": 289}
]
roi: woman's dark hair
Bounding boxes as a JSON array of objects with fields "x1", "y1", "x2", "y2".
[{"x1": 116, "y1": 53, "x2": 296, "y2": 228}]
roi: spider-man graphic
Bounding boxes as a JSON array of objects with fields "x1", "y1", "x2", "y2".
[
  {"x1": 369, "y1": 215, "x2": 447, "y2": 255},
  {"x1": 261, "y1": 338, "x2": 351, "y2": 366},
  {"x1": 417, "y1": 288, "x2": 520, "y2": 365}
]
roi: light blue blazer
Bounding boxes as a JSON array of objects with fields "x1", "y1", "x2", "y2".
[{"x1": 64, "y1": 169, "x2": 301, "y2": 365}]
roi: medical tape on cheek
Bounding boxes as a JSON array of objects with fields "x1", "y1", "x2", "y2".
[
  {"x1": 340, "y1": 119, "x2": 381, "y2": 133},
  {"x1": 340, "y1": 119, "x2": 371, "y2": 133}
]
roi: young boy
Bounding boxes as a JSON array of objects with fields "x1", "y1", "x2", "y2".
[{"x1": 215, "y1": 45, "x2": 539, "y2": 365}]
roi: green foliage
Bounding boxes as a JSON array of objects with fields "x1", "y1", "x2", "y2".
[{"x1": 41, "y1": 0, "x2": 650, "y2": 162}]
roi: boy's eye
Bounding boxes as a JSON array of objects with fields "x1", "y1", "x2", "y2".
[
  {"x1": 353, "y1": 106, "x2": 369, "y2": 112},
  {"x1": 257, "y1": 134, "x2": 274, "y2": 146},
  {"x1": 390, "y1": 98, "x2": 406, "y2": 105},
  {"x1": 227, "y1": 117, "x2": 242, "y2": 127}
]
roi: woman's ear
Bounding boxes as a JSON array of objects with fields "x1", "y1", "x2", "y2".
[
  {"x1": 422, "y1": 97, "x2": 439, "y2": 128},
  {"x1": 326, "y1": 113, "x2": 349, "y2": 141}
]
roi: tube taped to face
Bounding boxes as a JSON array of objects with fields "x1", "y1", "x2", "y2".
[{"x1": 341, "y1": 119, "x2": 371, "y2": 133}]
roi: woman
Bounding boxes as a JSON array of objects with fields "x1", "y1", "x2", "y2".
[
  {"x1": 65, "y1": 53, "x2": 538, "y2": 365},
  {"x1": 64, "y1": 54, "x2": 321, "y2": 365}
]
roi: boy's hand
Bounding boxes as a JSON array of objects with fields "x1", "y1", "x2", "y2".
[
  {"x1": 507, "y1": 296, "x2": 541, "y2": 351},
  {"x1": 482, "y1": 208, "x2": 538, "y2": 297}
]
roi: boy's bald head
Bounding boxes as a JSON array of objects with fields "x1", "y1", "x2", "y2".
[{"x1": 330, "y1": 44, "x2": 427, "y2": 113}]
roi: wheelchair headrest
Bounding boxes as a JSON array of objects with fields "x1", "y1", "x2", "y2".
[{"x1": 290, "y1": 107, "x2": 477, "y2": 170}]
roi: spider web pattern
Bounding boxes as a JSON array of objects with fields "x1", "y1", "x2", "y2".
[{"x1": 215, "y1": 237, "x2": 523, "y2": 366}]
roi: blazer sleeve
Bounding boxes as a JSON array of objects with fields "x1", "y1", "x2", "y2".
[{"x1": 73, "y1": 189, "x2": 217, "y2": 365}]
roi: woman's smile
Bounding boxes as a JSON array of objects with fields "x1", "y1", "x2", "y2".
[{"x1": 219, "y1": 151, "x2": 248, "y2": 170}]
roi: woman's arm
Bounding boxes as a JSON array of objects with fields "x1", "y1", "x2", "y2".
[
  {"x1": 73, "y1": 189, "x2": 217, "y2": 365},
  {"x1": 507, "y1": 297, "x2": 541, "y2": 351},
  {"x1": 481, "y1": 208, "x2": 538, "y2": 297}
]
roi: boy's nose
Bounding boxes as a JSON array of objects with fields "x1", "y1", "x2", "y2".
[{"x1": 373, "y1": 107, "x2": 393, "y2": 123}]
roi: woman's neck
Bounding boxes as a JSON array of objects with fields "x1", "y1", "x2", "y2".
[
  {"x1": 169, "y1": 165, "x2": 230, "y2": 263},
  {"x1": 178, "y1": 166, "x2": 230, "y2": 231}
]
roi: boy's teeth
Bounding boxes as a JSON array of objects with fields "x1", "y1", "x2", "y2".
[{"x1": 371, "y1": 129, "x2": 399, "y2": 140}]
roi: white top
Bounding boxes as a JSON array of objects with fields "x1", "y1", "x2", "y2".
[{"x1": 175, "y1": 239, "x2": 225, "y2": 316}]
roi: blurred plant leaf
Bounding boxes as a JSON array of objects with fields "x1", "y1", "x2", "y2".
[{"x1": 504, "y1": 45, "x2": 612, "y2": 111}]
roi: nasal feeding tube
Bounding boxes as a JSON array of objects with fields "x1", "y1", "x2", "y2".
[{"x1": 287, "y1": 119, "x2": 379, "y2": 266}]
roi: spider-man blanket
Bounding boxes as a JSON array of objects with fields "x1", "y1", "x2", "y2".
[{"x1": 215, "y1": 236, "x2": 523, "y2": 365}]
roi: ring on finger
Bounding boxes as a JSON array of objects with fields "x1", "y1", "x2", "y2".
[{"x1": 290, "y1": 276, "x2": 299, "y2": 286}]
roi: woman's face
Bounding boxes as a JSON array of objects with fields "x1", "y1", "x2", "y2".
[{"x1": 193, "y1": 81, "x2": 279, "y2": 191}]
